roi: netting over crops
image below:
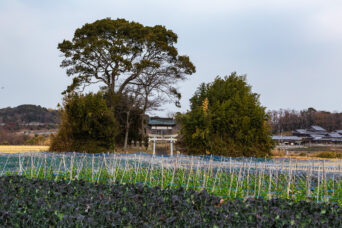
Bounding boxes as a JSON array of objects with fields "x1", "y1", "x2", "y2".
[{"x1": 1, "y1": 152, "x2": 342, "y2": 204}]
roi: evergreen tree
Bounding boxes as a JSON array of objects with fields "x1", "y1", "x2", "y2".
[
  {"x1": 49, "y1": 92, "x2": 118, "y2": 153},
  {"x1": 179, "y1": 72, "x2": 273, "y2": 157}
]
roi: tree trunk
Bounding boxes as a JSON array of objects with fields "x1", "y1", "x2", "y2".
[
  {"x1": 141, "y1": 111, "x2": 146, "y2": 139},
  {"x1": 141, "y1": 97, "x2": 148, "y2": 140},
  {"x1": 124, "y1": 110, "x2": 130, "y2": 151}
]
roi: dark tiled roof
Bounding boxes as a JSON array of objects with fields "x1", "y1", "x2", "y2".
[
  {"x1": 295, "y1": 129, "x2": 308, "y2": 134},
  {"x1": 313, "y1": 138, "x2": 342, "y2": 142},
  {"x1": 310, "y1": 125, "x2": 326, "y2": 131},
  {"x1": 331, "y1": 138, "x2": 342, "y2": 142},
  {"x1": 327, "y1": 133, "x2": 342, "y2": 138},
  {"x1": 272, "y1": 136, "x2": 302, "y2": 140},
  {"x1": 309, "y1": 134, "x2": 325, "y2": 139},
  {"x1": 149, "y1": 118, "x2": 176, "y2": 126}
]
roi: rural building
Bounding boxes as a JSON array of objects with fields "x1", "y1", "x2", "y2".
[
  {"x1": 292, "y1": 129, "x2": 311, "y2": 137},
  {"x1": 283, "y1": 125, "x2": 342, "y2": 145},
  {"x1": 145, "y1": 116, "x2": 179, "y2": 156},
  {"x1": 309, "y1": 125, "x2": 327, "y2": 134},
  {"x1": 146, "y1": 117, "x2": 178, "y2": 136},
  {"x1": 272, "y1": 136, "x2": 302, "y2": 145}
]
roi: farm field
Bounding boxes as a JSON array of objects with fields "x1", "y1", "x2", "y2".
[
  {"x1": 1, "y1": 152, "x2": 342, "y2": 204},
  {"x1": 0, "y1": 145, "x2": 49, "y2": 153},
  {"x1": 1, "y1": 152, "x2": 342, "y2": 226},
  {"x1": 1, "y1": 175, "x2": 341, "y2": 227}
]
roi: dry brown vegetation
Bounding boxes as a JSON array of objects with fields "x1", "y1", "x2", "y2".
[
  {"x1": 0, "y1": 145, "x2": 49, "y2": 153},
  {"x1": 271, "y1": 146, "x2": 342, "y2": 160}
]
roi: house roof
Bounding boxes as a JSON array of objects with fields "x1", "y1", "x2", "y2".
[
  {"x1": 295, "y1": 129, "x2": 308, "y2": 134},
  {"x1": 331, "y1": 138, "x2": 342, "y2": 142},
  {"x1": 309, "y1": 134, "x2": 325, "y2": 139},
  {"x1": 313, "y1": 138, "x2": 342, "y2": 142},
  {"x1": 272, "y1": 136, "x2": 302, "y2": 141},
  {"x1": 327, "y1": 132, "x2": 342, "y2": 138},
  {"x1": 148, "y1": 118, "x2": 176, "y2": 126},
  {"x1": 310, "y1": 125, "x2": 326, "y2": 132}
]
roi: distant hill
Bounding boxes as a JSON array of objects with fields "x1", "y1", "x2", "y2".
[{"x1": 0, "y1": 105, "x2": 60, "y2": 126}]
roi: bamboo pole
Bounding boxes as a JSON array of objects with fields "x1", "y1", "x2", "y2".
[
  {"x1": 234, "y1": 165, "x2": 242, "y2": 198},
  {"x1": 69, "y1": 154, "x2": 74, "y2": 181},
  {"x1": 44, "y1": 154, "x2": 47, "y2": 178},
  {"x1": 267, "y1": 168, "x2": 272, "y2": 199},
  {"x1": 161, "y1": 160, "x2": 164, "y2": 189},
  {"x1": 257, "y1": 168, "x2": 262, "y2": 198},
  {"x1": 246, "y1": 160, "x2": 251, "y2": 197},
  {"x1": 30, "y1": 154, "x2": 34, "y2": 178},
  {"x1": 55, "y1": 157, "x2": 63, "y2": 181},
  {"x1": 228, "y1": 169, "x2": 235, "y2": 198},
  {"x1": 323, "y1": 160, "x2": 327, "y2": 201},
  {"x1": 317, "y1": 163, "x2": 321, "y2": 202},
  {"x1": 212, "y1": 167, "x2": 220, "y2": 193},
  {"x1": 18, "y1": 153, "x2": 22, "y2": 174},
  {"x1": 186, "y1": 159, "x2": 193, "y2": 190}
]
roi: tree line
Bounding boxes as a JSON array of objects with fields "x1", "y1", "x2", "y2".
[{"x1": 268, "y1": 108, "x2": 342, "y2": 134}]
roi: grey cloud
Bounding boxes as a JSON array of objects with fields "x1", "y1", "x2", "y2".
[{"x1": 0, "y1": 0, "x2": 341, "y2": 113}]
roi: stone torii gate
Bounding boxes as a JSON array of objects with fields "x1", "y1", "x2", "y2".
[{"x1": 148, "y1": 134, "x2": 178, "y2": 156}]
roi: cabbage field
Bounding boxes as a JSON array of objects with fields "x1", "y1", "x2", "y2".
[
  {"x1": 2, "y1": 175, "x2": 341, "y2": 227},
  {"x1": 2, "y1": 152, "x2": 342, "y2": 226}
]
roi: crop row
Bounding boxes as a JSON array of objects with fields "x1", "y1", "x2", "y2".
[
  {"x1": 1, "y1": 153, "x2": 342, "y2": 203},
  {"x1": 1, "y1": 175, "x2": 342, "y2": 227},
  {"x1": 2, "y1": 161, "x2": 342, "y2": 204}
]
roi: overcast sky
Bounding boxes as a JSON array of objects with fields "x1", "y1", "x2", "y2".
[{"x1": 0, "y1": 0, "x2": 341, "y2": 115}]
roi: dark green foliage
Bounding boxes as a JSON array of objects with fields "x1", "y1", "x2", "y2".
[
  {"x1": 179, "y1": 73, "x2": 273, "y2": 157},
  {"x1": 58, "y1": 18, "x2": 195, "y2": 99},
  {"x1": 113, "y1": 93, "x2": 143, "y2": 146},
  {"x1": 1, "y1": 176, "x2": 342, "y2": 227},
  {"x1": 115, "y1": 110, "x2": 142, "y2": 146},
  {"x1": 49, "y1": 92, "x2": 118, "y2": 153}
]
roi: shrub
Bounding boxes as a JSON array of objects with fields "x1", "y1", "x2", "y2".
[
  {"x1": 25, "y1": 135, "x2": 49, "y2": 146},
  {"x1": 49, "y1": 92, "x2": 118, "y2": 153},
  {"x1": 316, "y1": 151, "x2": 342, "y2": 159}
]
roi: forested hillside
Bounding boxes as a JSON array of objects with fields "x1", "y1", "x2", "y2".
[{"x1": 0, "y1": 105, "x2": 59, "y2": 125}]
